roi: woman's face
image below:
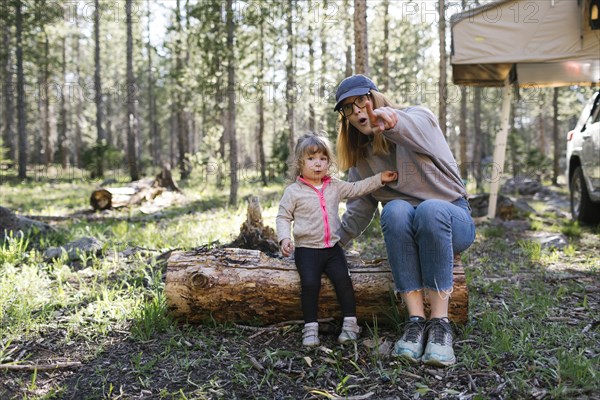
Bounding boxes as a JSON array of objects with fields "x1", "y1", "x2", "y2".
[{"x1": 341, "y1": 94, "x2": 373, "y2": 136}]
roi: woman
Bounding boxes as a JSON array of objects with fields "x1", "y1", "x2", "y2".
[{"x1": 333, "y1": 74, "x2": 475, "y2": 367}]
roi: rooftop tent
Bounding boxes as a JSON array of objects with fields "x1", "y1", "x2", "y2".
[
  {"x1": 450, "y1": 0, "x2": 600, "y2": 218},
  {"x1": 451, "y1": 0, "x2": 600, "y2": 87}
]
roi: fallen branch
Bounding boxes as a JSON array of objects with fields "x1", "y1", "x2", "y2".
[{"x1": 0, "y1": 361, "x2": 82, "y2": 371}]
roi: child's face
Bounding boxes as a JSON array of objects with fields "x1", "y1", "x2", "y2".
[{"x1": 300, "y1": 151, "x2": 329, "y2": 185}]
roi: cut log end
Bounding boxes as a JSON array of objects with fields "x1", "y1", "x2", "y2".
[{"x1": 90, "y1": 189, "x2": 112, "y2": 210}]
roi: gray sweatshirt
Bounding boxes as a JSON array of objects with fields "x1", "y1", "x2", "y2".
[
  {"x1": 277, "y1": 173, "x2": 384, "y2": 249},
  {"x1": 339, "y1": 106, "x2": 467, "y2": 246}
]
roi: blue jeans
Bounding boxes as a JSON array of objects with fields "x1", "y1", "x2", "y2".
[{"x1": 380, "y1": 198, "x2": 475, "y2": 293}]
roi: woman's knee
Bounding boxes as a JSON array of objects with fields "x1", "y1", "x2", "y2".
[
  {"x1": 381, "y1": 200, "x2": 414, "y2": 230},
  {"x1": 414, "y1": 199, "x2": 451, "y2": 230}
]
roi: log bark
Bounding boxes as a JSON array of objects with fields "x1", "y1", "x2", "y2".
[{"x1": 165, "y1": 248, "x2": 468, "y2": 326}]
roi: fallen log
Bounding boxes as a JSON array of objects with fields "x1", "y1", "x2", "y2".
[
  {"x1": 165, "y1": 248, "x2": 468, "y2": 326},
  {"x1": 0, "y1": 206, "x2": 55, "y2": 237},
  {"x1": 90, "y1": 166, "x2": 181, "y2": 211}
]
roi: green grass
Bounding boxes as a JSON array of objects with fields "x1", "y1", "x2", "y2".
[{"x1": 1, "y1": 171, "x2": 599, "y2": 399}]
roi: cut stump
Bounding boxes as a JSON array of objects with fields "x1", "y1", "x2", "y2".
[{"x1": 165, "y1": 248, "x2": 468, "y2": 326}]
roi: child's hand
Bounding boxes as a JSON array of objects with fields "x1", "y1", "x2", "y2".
[
  {"x1": 381, "y1": 171, "x2": 398, "y2": 183},
  {"x1": 280, "y1": 238, "x2": 294, "y2": 257}
]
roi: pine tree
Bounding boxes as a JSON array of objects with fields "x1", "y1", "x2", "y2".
[
  {"x1": 353, "y1": 0, "x2": 368, "y2": 76},
  {"x1": 285, "y1": 0, "x2": 296, "y2": 169},
  {"x1": 15, "y1": 0, "x2": 27, "y2": 179},
  {"x1": 58, "y1": 35, "x2": 68, "y2": 168},
  {"x1": 146, "y1": 0, "x2": 160, "y2": 166},
  {"x1": 126, "y1": 0, "x2": 140, "y2": 181},
  {"x1": 438, "y1": 0, "x2": 447, "y2": 136},
  {"x1": 94, "y1": 0, "x2": 105, "y2": 178},
  {"x1": 1, "y1": 7, "x2": 15, "y2": 163},
  {"x1": 552, "y1": 87, "x2": 560, "y2": 185},
  {"x1": 226, "y1": 0, "x2": 238, "y2": 205}
]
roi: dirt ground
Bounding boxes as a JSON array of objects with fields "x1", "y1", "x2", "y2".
[{"x1": 1, "y1": 184, "x2": 599, "y2": 400}]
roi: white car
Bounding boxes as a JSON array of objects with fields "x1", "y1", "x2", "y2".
[{"x1": 566, "y1": 91, "x2": 600, "y2": 224}]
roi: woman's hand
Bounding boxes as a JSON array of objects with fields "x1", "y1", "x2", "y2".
[
  {"x1": 280, "y1": 238, "x2": 294, "y2": 257},
  {"x1": 366, "y1": 101, "x2": 398, "y2": 135},
  {"x1": 381, "y1": 170, "x2": 398, "y2": 183}
]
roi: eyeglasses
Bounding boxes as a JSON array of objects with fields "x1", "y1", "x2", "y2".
[{"x1": 339, "y1": 93, "x2": 370, "y2": 117}]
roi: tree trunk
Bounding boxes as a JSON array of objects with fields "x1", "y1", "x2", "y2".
[
  {"x1": 257, "y1": 17, "x2": 267, "y2": 186},
  {"x1": 184, "y1": 0, "x2": 195, "y2": 159},
  {"x1": 169, "y1": 102, "x2": 177, "y2": 170},
  {"x1": 58, "y1": 36, "x2": 68, "y2": 168},
  {"x1": 438, "y1": 0, "x2": 447, "y2": 136},
  {"x1": 94, "y1": 0, "x2": 105, "y2": 178},
  {"x1": 460, "y1": 86, "x2": 468, "y2": 178},
  {"x1": 15, "y1": 0, "x2": 27, "y2": 180},
  {"x1": 146, "y1": 0, "x2": 160, "y2": 167},
  {"x1": 473, "y1": 87, "x2": 483, "y2": 191},
  {"x1": 2, "y1": 17, "x2": 15, "y2": 162},
  {"x1": 126, "y1": 0, "x2": 140, "y2": 181},
  {"x1": 74, "y1": 18, "x2": 83, "y2": 168},
  {"x1": 35, "y1": 68, "x2": 43, "y2": 165},
  {"x1": 343, "y1": 0, "x2": 353, "y2": 78},
  {"x1": 105, "y1": 93, "x2": 113, "y2": 148},
  {"x1": 381, "y1": 0, "x2": 390, "y2": 91},
  {"x1": 537, "y1": 107, "x2": 546, "y2": 157},
  {"x1": 307, "y1": 0, "x2": 316, "y2": 133},
  {"x1": 175, "y1": 0, "x2": 189, "y2": 180},
  {"x1": 165, "y1": 248, "x2": 468, "y2": 325},
  {"x1": 320, "y1": 0, "x2": 330, "y2": 132},
  {"x1": 552, "y1": 87, "x2": 559, "y2": 185},
  {"x1": 353, "y1": 0, "x2": 369, "y2": 76},
  {"x1": 226, "y1": 0, "x2": 238, "y2": 206},
  {"x1": 285, "y1": 0, "x2": 295, "y2": 172},
  {"x1": 43, "y1": 32, "x2": 52, "y2": 165}
]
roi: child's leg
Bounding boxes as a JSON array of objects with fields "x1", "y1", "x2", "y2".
[
  {"x1": 324, "y1": 244, "x2": 361, "y2": 343},
  {"x1": 294, "y1": 247, "x2": 327, "y2": 323},
  {"x1": 323, "y1": 244, "x2": 356, "y2": 318}
]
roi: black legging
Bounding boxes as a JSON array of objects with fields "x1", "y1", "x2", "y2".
[{"x1": 294, "y1": 244, "x2": 356, "y2": 323}]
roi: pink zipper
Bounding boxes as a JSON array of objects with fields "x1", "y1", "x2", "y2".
[{"x1": 298, "y1": 176, "x2": 332, "y2": 247}]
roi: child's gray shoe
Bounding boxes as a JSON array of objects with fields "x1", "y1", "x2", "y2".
[
  {"x1": 338, "y1": 317, "x2": 361, "y2": 344},
  {"x1": 302, "y1": 322, "x2": 320, "y2": 347}
]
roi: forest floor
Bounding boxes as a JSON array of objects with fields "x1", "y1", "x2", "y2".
[{"x1": 0, "y1": 175, "x2": 599, "y2": 399}]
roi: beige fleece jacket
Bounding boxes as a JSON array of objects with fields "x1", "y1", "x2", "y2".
[{"x1": 276, "y1": 173, "x2": 384, "y2": 249}]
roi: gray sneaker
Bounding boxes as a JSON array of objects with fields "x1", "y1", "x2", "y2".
[
  {"x1": 422, "y1": 318, "x2": 456, "y2": 366},
  {"x1": 302, "y1": 323, "x2": 320, "y2": 347},
  {"x1": 393, "y1": 316, "x2": 426, "y2": 362},
  {"x1": 338, "y1": 318, "x2": 361, "y2": 344}
]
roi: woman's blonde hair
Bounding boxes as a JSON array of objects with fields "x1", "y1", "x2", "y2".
[
  {"x1": 291, "y1": 132, "x2": 336, "y2": 179},
  {"x1": 336, "y1": 91, "x2": 397, "y2": 171}
]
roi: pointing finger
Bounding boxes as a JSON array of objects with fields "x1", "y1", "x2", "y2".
[
  {"x1": 365, "y1": 101, "x2": 384, "y2": 132},
  {"x1": 365, "y1": 100, "x2": 377, "y2": 124}
]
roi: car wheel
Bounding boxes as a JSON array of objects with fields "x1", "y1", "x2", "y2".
[{"x1": 570, "y1": 166, "x2": 600, "y2": 224}]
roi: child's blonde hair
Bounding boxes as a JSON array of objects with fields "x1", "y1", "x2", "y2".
[{"x1": 291, "y1": 132, "x2": 335, "y2": 179}]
